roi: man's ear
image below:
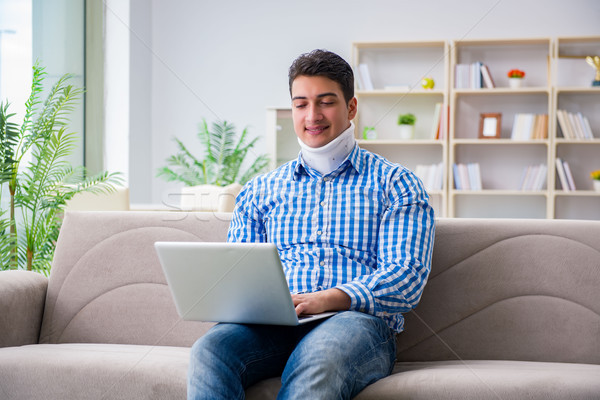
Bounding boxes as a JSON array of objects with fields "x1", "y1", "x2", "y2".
[{"x1": 347, "y1": 97, "x2": 358, "y2": 120}]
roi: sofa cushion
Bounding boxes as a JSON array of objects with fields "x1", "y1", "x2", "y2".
[
  {"x1": 245, "y1": 361, "x2": 600, "y2": 400},
  {"x1": 39, "y1": 211, "x2": 230, "y2": 347},
  {"x1": 0, "y1": 343, "x2": 190, "y2": 399},
  {"x1": 356, "y1": 360, "x2": 600, "y2": 400},
  {"x1": 398, "y1": 218, "x2": 600, "y2": 364}
]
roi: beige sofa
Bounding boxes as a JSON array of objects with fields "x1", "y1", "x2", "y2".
[{"x1": 1, "y1": 211, "x2": 599, "y2": 399}]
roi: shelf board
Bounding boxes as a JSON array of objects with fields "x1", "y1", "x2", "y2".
[
  {"x1": 556, "y1": 86, "x2": 600, "y2": 94},
  {"x1": 453, "y1": 37, "x2": 552, "y2": 46},
  {"x1": 555, "y1": 138, "x2": 600, "y2": 144},
  {"x1": 357, "y1": 89, "x2": 445, "y2": 96},
  {"x1": 553, "y1": 190, "x2": 600, "y2": 197},
  {"x1": 353, "y1": 40, "x2": 446, "y2": 49},
  {"x1": 358, "y1": 139, "x2": 444, "y2": 145},
  {"x1": 453, "y1": 87, "x2": 550, "y2": 95},
  {"x1": 451, "y1": 189, "x2": 548, "y2": 196},
  {"x1": 451, "y1": 139, "x2": 549, "y2": 145}
]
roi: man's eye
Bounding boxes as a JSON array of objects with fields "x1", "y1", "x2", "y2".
[
  {"x1": 321, "y1": 101, "x2": 333, "y2": 106},
  {"x1": 295, "y1": 104, "x2": 306, "y2": 109}
]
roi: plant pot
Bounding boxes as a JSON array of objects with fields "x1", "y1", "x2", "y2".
[
  {"x1": 509, "y1": 78, "x2": 522, "y2": 89},
  {"x1": 180, "y1": 183, "x2": 242, "y2": 212},
  {"x1": 398, "y1": 124, "x2": 414, "y2": 140},
  {"x1": 594, "y1": 180, "x2": 600, "y2": 192}
]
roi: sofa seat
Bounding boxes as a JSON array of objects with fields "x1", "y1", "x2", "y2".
[
  {"x1": 0, "y1": 343, "x2": 190, "y2": 399},
  {"x1": 245, "y1": 360, "x2": 600, "y2": 400}
]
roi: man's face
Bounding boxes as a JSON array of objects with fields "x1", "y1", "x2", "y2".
[{"x1": 291, "y1": 75, "x2": 357, "y2": 148}]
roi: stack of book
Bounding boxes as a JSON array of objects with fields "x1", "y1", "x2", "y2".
[
  {"x1": 453, "y1": 163, "x2": 482, "y2": 190},
  {"x1": 455, "y1": 62, "x2": 495, "y2": 89},
  {"x1": 510, "y1": 114, "x2": 548, "y2": 140},
  {"x1": 518, "y1": 164, "x2": 547, "y2": 191},
  {"x1": 556, "y1": 110, "x2": 595, "y2": 140},
  {"x1": 414, "y1": 163, "x2": 444, "y2": 191},
  {"x1": 555, "y1": 158, "x2": 576, "y2": 191}
]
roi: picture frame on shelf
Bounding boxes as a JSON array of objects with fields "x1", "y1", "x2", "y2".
[{"x1": 479, "y1": 113, "x2": 502, "y2": 139}]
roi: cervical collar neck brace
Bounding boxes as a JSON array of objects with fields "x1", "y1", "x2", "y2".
[{"x1": 298, "y1": 122, "x2": 356, "y2": 176}]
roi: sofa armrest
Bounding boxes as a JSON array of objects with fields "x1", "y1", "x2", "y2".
[{"x1": 0, "y1": 270, "x2": 48, "y2": 347}]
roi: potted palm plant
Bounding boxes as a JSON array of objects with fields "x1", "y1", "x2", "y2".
[
  {"x1": 157, "y1": 119, "x2": 269, "y2": 212},
  {"x1": 0, "y1": 63, "x2": 122, "y2": 274}
]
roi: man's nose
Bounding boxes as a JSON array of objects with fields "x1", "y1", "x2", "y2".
[{"x1": 307, "y1": 104, "x2": 322, "y2": 122}]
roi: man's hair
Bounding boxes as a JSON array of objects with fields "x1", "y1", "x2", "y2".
[{"x1": 288, "y1": 49, "x2": 354, "y2": 104}]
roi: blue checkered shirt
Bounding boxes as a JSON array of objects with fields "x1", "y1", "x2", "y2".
[{"x1": 228, "y1": 144, "x2": 435, "y2": 332}]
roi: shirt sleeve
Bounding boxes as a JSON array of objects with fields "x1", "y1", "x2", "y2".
[
  {"x1": 337, "y1": 169, "x2": 435, "y2": 318},
  {"x1": 227, "y1": 180, "x2": 267, "y2": 243}
]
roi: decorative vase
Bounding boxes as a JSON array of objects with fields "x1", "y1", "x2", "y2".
[
  {"x1": 509, "y1": 78, "x2": 522, "y2": 89},
  {"x1": 398, "y1": 124, "x2": 414, "y2": 140},
  {"x1": 594, "y1": 180, "x2": 600, "y2": 192}
]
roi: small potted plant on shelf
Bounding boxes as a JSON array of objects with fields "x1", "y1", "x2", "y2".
[
  {"x1": 590, "y1": 170, "x2": 600, "y2": 192},
  {"x1": 507, "y1": 69, "x2": 525, "y2": 89},
  {"x1": 398, "y1": 113, "x2": 416, "y2": 140}
]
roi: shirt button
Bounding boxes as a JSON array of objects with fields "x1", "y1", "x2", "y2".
[
  {"x1": 320, "y1": 201, "x2": 326, "y2": 207},
  {"x1": 317, "y1": 230, "x2": 322, "y2": 235},
  {"x1": 320, "y1": 261, "x2": 325, "y2": 266}
]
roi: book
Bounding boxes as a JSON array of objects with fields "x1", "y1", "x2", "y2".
[
  {"x1": 358, "y1": 64, "x2": 374, "y2": 91},
  {"x1": 556, "y1": 110, "x2": 571, "y2": 139},
  {"x1": 562, "y1": 161, "x2": 576, "y2": 191},
  {"x1": 511, "y1": 113, "x2": 548, "y2": 140},
  {"x1": 456, "y1": 62, "x2": 490, "y2": 89},
  {"x1": 557, "y1": 110, "x2": 595, "y2": 140},
  {"x1": 582, "y1": 115, "x2": 595, "y2": 139},
  {"x1": 430, "y1": 103, "x2": 442, "y2": 139},
  {"x1": 538, "y1": 114, "x2": 548, "y2": 139},
  {"x1": 455, "y1": 64, "x2": 470, "y2": 89},
  {"x1": 438, "y1": 104, "x2": 449, "y2": 140},
  {"x1": 415, "y1": 163, "x2": 444, "y2": 191},
  {"x1": 453, "y1": 163, "x2": 481, "y2": 190},
  {"x1": 520, "y1": 164, "x2": 547, "y2": 191},
  {"x1": 453, "y1": 163, "x2": 462, "y2": 189},
  {"x1": 468, "y1": 163, "x2": 482, "y2": 190},
  {"x1": 569, "y1": 112, "x2": 584, "y2": 139},
  {"x1": 480, "y1": 64, "x2": 495, "y2": 88},
  {"x1": 471, "y1": 62, "x2": 482, "y2": 89},
  {"x1": 555, "y1": 158, "x2": 570, "y2": 191}
]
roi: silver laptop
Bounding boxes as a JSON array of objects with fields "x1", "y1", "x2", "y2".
[{"x1": 154, "y1": 241, "x2": 336, "y2": 325}]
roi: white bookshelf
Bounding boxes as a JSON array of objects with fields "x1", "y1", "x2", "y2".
[
  {"x1": 449, "y1": 38, "x2": 554, "y2": 218},
  {"x1": 351, "y1": 41, "x2": 450, "y2": 217},
  {"x1": 266, "y1": 37, "x2": 600, "y2": 220},
  {"x1": 552, "y1": 37, "x2": 600, "y2": 220}
]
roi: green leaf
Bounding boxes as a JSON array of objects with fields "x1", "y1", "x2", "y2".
[{"x1": 157, "y1": 119, "x2": 270, "y2": 187}]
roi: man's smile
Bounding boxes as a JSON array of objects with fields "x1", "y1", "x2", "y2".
[{"x1": 306, "y1": 125, "x2": 329, "y2": 135}]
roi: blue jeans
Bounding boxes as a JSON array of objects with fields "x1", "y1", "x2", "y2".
[{"x1": 187, "y1": 311, "x2": 396, "y2": 399}]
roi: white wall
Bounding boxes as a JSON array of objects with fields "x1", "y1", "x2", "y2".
[{"x1": 126, "y1": 0, "x2": 600, "y2": 206}]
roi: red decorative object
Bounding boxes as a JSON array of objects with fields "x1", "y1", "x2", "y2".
[{"x1": 507, "y1": 69, "x2": 525, "y2": 78}]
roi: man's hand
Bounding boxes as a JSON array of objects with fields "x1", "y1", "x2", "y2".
[{"x1": 292, "y1": 288, "x2": 351, "y2": 316}]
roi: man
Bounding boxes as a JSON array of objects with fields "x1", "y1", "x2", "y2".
[{"x1": 188, "y1": 49, "x2": 435, "y2": 399}]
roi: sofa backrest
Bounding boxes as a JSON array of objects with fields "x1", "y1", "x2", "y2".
[
  {"x1": 39, "y1": 211, "x2": 230, "y2": 347},
  {"x1": 40, "y1": 213, "x2": 600, "y2": 364},
  {"x1": 397, "y1": 218, "x2": 600, "y2": 365}
]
